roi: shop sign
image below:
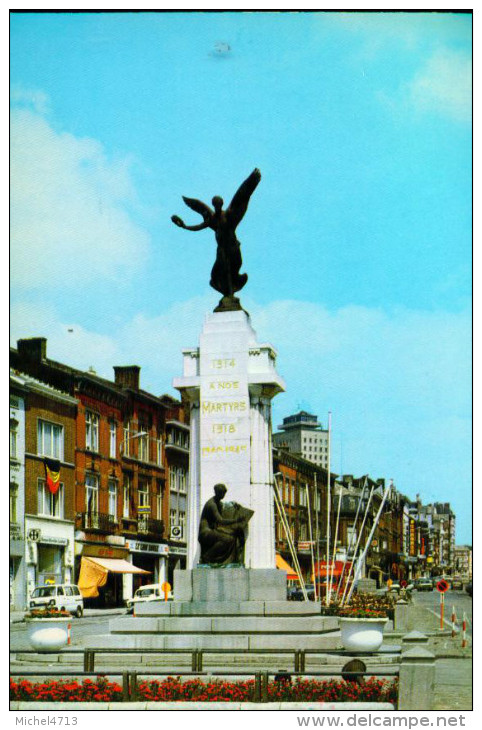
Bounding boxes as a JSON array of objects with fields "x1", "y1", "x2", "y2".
[
  {"x1": 28, "y1": 529, "x2": 41, "y2": 542},
  {"x1": 83, "y1": 544, "x2": 128, "y2": 559},
  {"x1": 39, "y1": 536, "x2": 68, "y2": 546},
  {"x1": 126, "y1": 540, "x2": 169, "y2": 555},
  {"x1": 298, "y1": 541, "x2": 313, "y2": 552},
  {"x1": 169, "y1": 545, "x2": 187, "y2": 556}
]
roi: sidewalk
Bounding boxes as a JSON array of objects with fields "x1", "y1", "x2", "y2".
[{"x1": 10, "y1": 607, "x2": 126, "y2": 624}]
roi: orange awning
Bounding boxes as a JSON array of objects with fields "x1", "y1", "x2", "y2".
[
  {"x1": 276, "y1": 553, "x2": 299, "y2": 580},
  {"x1": 78, "y1": 556, "x2": 150, "y2": 598}
]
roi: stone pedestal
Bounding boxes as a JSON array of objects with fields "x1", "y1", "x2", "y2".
[
  {"x1": 175, "y1": 568, "x2": 286, "y2": 602},
  {"x1": 173, "y1": 309, "x2": 285, "y2": 570}
]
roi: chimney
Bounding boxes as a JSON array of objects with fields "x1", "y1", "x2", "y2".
[
  {"x1": 17, "y1": 337, "x2": 47, "y2": 362},
  {"x1": 114, "y1": 366, "x2": 140, "y2": 390}
]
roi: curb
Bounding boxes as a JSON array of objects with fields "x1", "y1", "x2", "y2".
[{"x1": 10, "y1": 701, "x2": 396, "y2": 711}]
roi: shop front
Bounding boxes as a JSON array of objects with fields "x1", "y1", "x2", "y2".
[
  {"x1": 125, "y1": 539, "x2": 169, "y2": 596},
  {"x1": 77, "y1": 543, "x2": 150, "y2": 607},
  {"x1": 25, "y1": 518, "x2": 75, "y2": 601}
]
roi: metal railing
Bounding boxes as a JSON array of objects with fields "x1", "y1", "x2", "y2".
[
  {"x1": 11, "y1": 646, "x2": 400, "y2": 675},
  {"x1": 80, "y1": 512, "x2": 116, "y2": 532},
  {"x1": 137, "y1": 517, "x2": 164, "y2": 537}
]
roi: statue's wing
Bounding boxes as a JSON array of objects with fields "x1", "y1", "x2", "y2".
[
  {"x1": 227, "y1": 168, "x2": 261, "y2": 227},
  {"x1": 182, "y1": 196, "x2": 213, "y2": 222}
]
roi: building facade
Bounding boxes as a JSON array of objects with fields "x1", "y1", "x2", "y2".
[
  {"x1": 10, "y1": 374, "x2": 27, "y2": 609},
  {"x1": 10, "y1": 338, "x2": 189, "y2": 607}
]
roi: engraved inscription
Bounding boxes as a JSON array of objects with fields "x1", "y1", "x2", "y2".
[
  {"x1": 209, "y1": 380, "x2": 240, "y2": 390},
  {"x1": 210, "y1": 358, "x2": 236, "y2": 369},
  {"x1": 202, "y1": 400, "x2": 247, "y2": 415},
  {"x1": 212, "y1": 423, "x2": 237, "y2": 434}
]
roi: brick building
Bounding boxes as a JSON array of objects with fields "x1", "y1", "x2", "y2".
[{"x1": 10, "y1": 338, "x2": 189, "y2": 607}]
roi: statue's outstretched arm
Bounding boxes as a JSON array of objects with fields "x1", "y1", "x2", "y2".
[
  {"x1": 171, "y1": 215, "x2": 209, "y2": 231},
  {"x1": 227, "y1": 168, "x2": 261, "y2": 228}
]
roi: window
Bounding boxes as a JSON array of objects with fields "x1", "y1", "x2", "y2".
[
  {"x1": 123, "y1": 422, "x2": 131, "y2": 456},
  {"x1": 108, "y1": 480, "x2": 117, "y2": 521},
  {"x1": 138, "y1": 478, "x2": 149, "y2": 510},
  {"x1": 178, "y1": 467, "x2": 187, "y2": 493},
  {"x1": 123, "y1": 474, "x2": 131, "y2": 518},
  {"x1": 170, "y1": 509, "x2": 177, "y2": 531},
  {"x1": 10, "y1": 483, "x2": 18, "y2": 523},
  {"x1": 10, "y1": 419, "x2": 18, "y2": 459},
  {"x1": 169, "y1": 465, "x2": 177, "y2": 491},
  {"x1": 109, "y1": 420, "x2": 117, "y2": 459},
  {"x1": 156, "y1": 438, "x2": 163, "y2": 466},
  {"x1": 37, "y1": 480, "x2": 64, "y2": 518},
  {"x1": 85, "y1": 411, "x2": 99, "y2": 452},
  {"x1": 138, "y1": 429, "x2": 149, "y2": 462},
  {"x1": 85, "y1": 473, "x2": 99, "y2": 513},
  {"x1": 156, "y1": 482, "x2": 163, "y2": 520},
  {"x1": 37, "y1": 419, "x2": 63, "y2": 460}
]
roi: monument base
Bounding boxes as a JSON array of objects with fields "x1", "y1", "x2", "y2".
[{"x1": 174, "y1": 567, "x2": 286, "y2": 603}]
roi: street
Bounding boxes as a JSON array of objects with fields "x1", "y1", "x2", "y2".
[
  {"x1": 413, "y1": 588, "x2": 472, "y2": 636},
  {"x1": 10, "y1": 611, "x2": 124, "y2": 652}
]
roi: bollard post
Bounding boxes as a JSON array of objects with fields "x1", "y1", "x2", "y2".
[
  {"x1": 439, "y1": 592, "x2": 445, "y2": 630},
  {"x1": 67, "y1": 623, "x2": 71, "y2": 646},
  {"x1": 122, "y1": 671, "x2": 130, "y2": 702},
  {"x1": 461, "y1": 612, "x2": 467, "y2": 648},
  {"x1": 398, "y1": 646, "x2": 435, "y2": 710},
  {"x1": 394, "y1": 599, "x2": 409, "y2": 632},
  {"x1": 451, "y1": 606, "x2": 456, "y2": 638}
]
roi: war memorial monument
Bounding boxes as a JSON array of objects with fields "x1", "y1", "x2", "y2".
[{"x1": 85, "y1": 171, "x2": 340, "y2": 659}]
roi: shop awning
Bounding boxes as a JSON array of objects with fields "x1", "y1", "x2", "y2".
[
  {"x1": 78, "y1": 556, "x2": 150, "y2": 598},
  {"x1": 275, "y1": 553, "x2": 299, "y2": 580}
]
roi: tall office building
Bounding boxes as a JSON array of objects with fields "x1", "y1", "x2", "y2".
[{"x1": 273, "y1": 411, "x2": 329, "y2": 467}]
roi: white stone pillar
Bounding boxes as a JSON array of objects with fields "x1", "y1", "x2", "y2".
[
  {"x1": 248, "y1": 388, "x2": 276, "y2": 568},
  {"x1": 174, "y1": 310, "x2": 284, "y2": 570},
  {"x1": 185, "y1": 393, "x2": 201, "y2": 569}
]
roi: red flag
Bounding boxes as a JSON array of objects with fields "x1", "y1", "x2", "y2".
[{"x1": 44, "y1": 458, "x2": 61, "y2": 495}]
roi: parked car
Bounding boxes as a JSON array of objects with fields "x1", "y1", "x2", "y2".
[
  {"x1": 126, "y1": 583, "x2": 173, "y2": 614},
  {"x1": 465, "y1": 582, "x2": 472, "y2": 597},
  {"x1": 414, "y1": 578, "x2": 433, "y2": 592},
  {"x1": 29, "y1": 584, "x2": 84, "y2": 617},
  {"x1": 288, "y1": 583, "x2": 316, "y2": 601},
  {"x1": 451, "y1": 577, "x2": 464, "y2": 591}
]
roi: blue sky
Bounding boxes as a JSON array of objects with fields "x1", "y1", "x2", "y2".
[{"x1": 10, "y1": 11, "x2": 472, "y2": 542}]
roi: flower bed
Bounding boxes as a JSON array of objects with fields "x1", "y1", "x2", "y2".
[{"x1": 10, "y1": 676, "x2": 398, "y2": 704}]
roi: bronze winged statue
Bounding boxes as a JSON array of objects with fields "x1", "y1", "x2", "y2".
[{"x1": 172, "y1": 169, "x2": 261, "y2": 310}]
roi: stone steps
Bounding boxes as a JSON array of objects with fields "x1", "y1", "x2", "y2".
[{"x1": 109, "y1": 615, "x2": 339, "y2": 635}]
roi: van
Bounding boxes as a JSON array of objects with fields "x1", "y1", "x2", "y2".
[
  {"x1": 29, "y1": 584, "x2": 84, "y2": 617},
  {"x1": 126, "y1": 583, "x2": 173, "y2": 614}
]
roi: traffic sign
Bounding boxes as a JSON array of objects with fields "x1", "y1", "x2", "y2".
[
  {"x1": 400, "y1": 579, "x2": 408, "y2": 588},
  {"x1": 437, "y1": 579, "x2": 449, "y2": 593}
]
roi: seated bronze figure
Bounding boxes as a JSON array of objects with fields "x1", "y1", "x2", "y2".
[{"x1": 198, "y1": 484, "x2": 254, "y2": 567}]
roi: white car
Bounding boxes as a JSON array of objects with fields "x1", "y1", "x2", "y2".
[
  {"x1": 29, "y1": 584, "x2": 84, "y2": 617},
  {"x1": 126, "y1": 584, "x2": 173, "y2": 614}
]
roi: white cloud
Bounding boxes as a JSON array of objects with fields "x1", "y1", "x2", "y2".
[
  {"x1": 10, "y1": 103, "x2": 150, "y2": 290},
  {"x1": 406, "y1": 49, "x2": 472, "y2": 123}
]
